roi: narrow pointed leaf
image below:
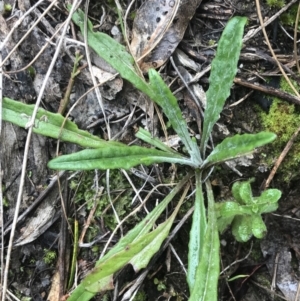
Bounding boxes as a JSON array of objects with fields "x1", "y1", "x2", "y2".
[
  {"x1": 135, "y1": 127, "x2": 179, "y2": 155},
  {"x1": 129, "y1": 217, "x2": 175, "y2": 272},
  {"x1": 190, "y1": 180, "x2": 220, "y2": 301},
  {"x1": 67, "y1": 175, "x2": 191, "y2": 301},
  {"x1": 71, "y1": 8, "x2": 153, "y2": 97},
  {"x1": 188, "y1": 170, "x2": 206, "y2": 291},
  {"x1": 83, "y1": 187, "x2": 188, "y2": 294},
  {"x1": 149, "y1": 69, "x2": 202, "y2": 164},
  {"x1": 202, "y1": 132, "x2": 276, "y2": 168},
  {"x1": 68, "y1": 227, "x2": 169, "y2": 300},
  {"x1": 71, "y1": 8, "x2": 202, "y2": 166},
  {"x1": 83, "y1": 227, "x2": 167, "y2": 293},
  {"x1": 100, "y1": 173, "x2": 190, "y2": 263},
  {"x1": 2, "y1": 97, "x2": 118, "y2": 148},
  {"x1": 48, "y1": 145, "x2": 193, "y2": 170},
  {"x1": 200, "y1": 17, "x2": 247, "y2": 153},
  {"x1": 130, "y1": 185, "x2": 187, "y2": 270}
]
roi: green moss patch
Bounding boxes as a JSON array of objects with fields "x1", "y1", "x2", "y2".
[
  {"x1": 280, "y1": 4, "x2": 300, "y2": 29},
  {"x1": 70, "y1": 170, "x2": 141, "y2": 232},
  {"x1": 258, "y1": 78, "x2": 300, "y2": 181},
  {"x1": 266, "y1": 0, "x2": 285, "y2": 8}
]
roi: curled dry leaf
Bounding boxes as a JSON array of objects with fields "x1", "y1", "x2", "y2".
[{"x1": 131, "y1": 0, "x2": 202, "y2": 73}]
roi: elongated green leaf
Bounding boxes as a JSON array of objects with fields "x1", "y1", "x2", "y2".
[
  {"x1": 135, "y1": 127, "x2": 179, "y2": 155},
  {"x1": 84, "y1": 225, "x2": 168, "y2": 293},
  {"x1": 99, "y1": 173, "x2": 191, "y2": 264},
  {"x1": 187, "y1": 170, "x2": 206, "y2": 291},
  {"x1": 2, "y1": 97, "x2": 119, "y2": 148},
  {"x1": 189, "y1": 180, "x2": 220, "y2": 301},
  {"x1": 202, "y1": 132, "x2": 276, "y2": 168},
  {"x1": 129, "y1": 185, "x2": 187, "y2": 271},
  {"x1": 71, "y1": 8, "x2": 153, "y2": 98},
  {"x1": 148, "y1": 69, "x2": 202, "y2": 164},
  {"x1": 71, "y1": 8, "x2": 202, "y2": 164},
  {"x1": 68, "y1": 226, "x2": 167, "y2": 301},
  {"x1": 85, "y1": 188, "x2": 187, "y2": 294},
  {"x1": 48, "y1": 145, "x2": 194, "y2": 170},
  {"x1": 200, "y1": 17, "x2": 247, "y2": 154},
  {"x1": 67, "y1": 174, "x2": 191, "y2": 301}
]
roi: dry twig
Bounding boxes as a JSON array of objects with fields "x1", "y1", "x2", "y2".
[{"x1": 263, "y1": 125, "x2": 300, "y2": 190}]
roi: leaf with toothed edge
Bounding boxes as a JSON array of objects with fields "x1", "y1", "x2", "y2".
[{"x1": 200, "y1": 17, "x2": 247, "y2": 154}]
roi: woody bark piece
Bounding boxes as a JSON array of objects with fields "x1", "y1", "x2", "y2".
[{"x1": 131, "y1": 0, "x2": 202, "y2": 73}]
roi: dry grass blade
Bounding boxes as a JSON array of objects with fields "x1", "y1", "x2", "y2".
[
  {"x1": 243, "y1": 0, "x2": 299, "y2": 43},
  {"x1": 263, "y1": 125, "x2": 300, "y2": 190},
  {"x1": 5, "y1": 20, "x2": 67, "y2": 75},
  {"x1": 255, "y1": 0, "x2": 300, "y2": 99},
  {"x1": 0, "y1": 0, "x2": 58, "y2": 68},
  {"x1": 1, "y1": 1, "x2": 82, "y2": 299},
  {"x1": 294, "y1": 2, "x2": 300, "y2": 74},
  {"x1": 83, "y1": 0, "x2": 111, "y2": 139}
]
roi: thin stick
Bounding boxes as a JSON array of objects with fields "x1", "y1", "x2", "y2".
[
  {"x1": 255, "y1": 0, "x2": 300, "y2": 98},
  {"x1": 264, "y1": 124, "x2": 300, "y2": 189},
  {"x1": 78, "y1": 196, "x2": 100, "y2": 245},
  {"x1": 123, "y1": 0, "x2": 144, "y2": 77},
  {"x1": 84, "y1": 0, "x2": 111, "y2": 139},
  {"x1": 0, "y1": 0, "x2": 46, "y2": 57},
  {"x1": 1, "y1": 1, "x2": 82, "y2": 299},
  {"x1": 234, "y1": 77, "x2": 300, "y2": 105},
  {"x1": 243, "y1": 0, "x2": 299, "y2": 43},
  {"x1": 58, "y1": 52, "x2": 85, "y2": 115},
  {"x1": 0, "y1": 0, "x2": 58, "y2": 68},
  {"x1": 0, "y1": 16, "x2": 3, "y2": 294},
  {"x1": 220, "y1": 242, "x2": 253, "y2": 276},
  {"x1": 5, "y1": 20, "x2": 68, "y2": 74},
  {"x1": 271, "y1": 253, "x2": 279, "y2": 300},
  {"x1": 294, "y1": 3, "x2": 300, "y2": 74}
]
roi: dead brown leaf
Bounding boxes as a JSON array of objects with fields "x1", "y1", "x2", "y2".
[{"x1": 130, "y1": 0, "x2": 202, "y2": 72}]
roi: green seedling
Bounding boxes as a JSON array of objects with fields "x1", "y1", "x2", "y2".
[
  {"x1": 154, "y1": 278, "x2": 167, "y2": 291},
  {"x1": 43, "y1": 249, "x2": 57, "y2": 265},
  {"x1": 1, "y1": 9, "x2": 279, "y2": 301},
  {"x1": 216, "y1": 179, "x2": 281, "y2": 242}
]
